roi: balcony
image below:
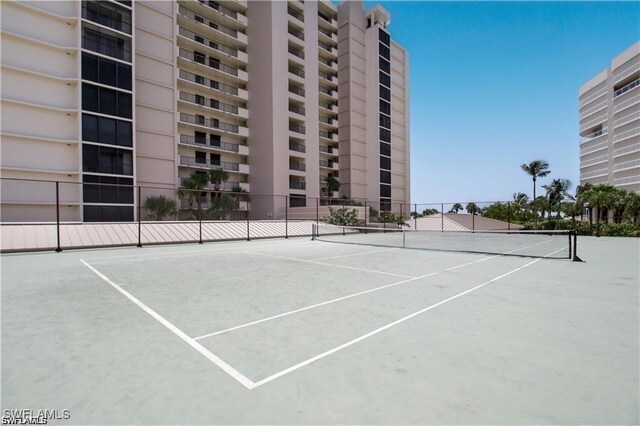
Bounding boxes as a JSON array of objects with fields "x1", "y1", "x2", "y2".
[
  {"x1": 178, "y1": 26, "x2": 247, "y2": 63},
  {"x1": 289, "y1": 64, "x2": 305, "y2": 79},
  {"x1": 318, "y1": 40, "x2": 336, "y2": 55},
  {"x1": 178, "y1": 48, "x2": 248, "y2": 82},
  {"x1": 289, "y1": 123, "x2": 306, "y2": 135},
  {"x1": 580, "y1": 139, "x2": 608, "y2": 156},
  {"x1": 319, "y1": 159, "x2": 338, "y2": 169},
  {"x1": 197, "y1": 0, "x2": 247, "y2": 26},
  {"x1": 288, "y1": 45, "x2": 305, "y2": 60},
  {"x1": 289, "y1": 84, "x2": 305, "y2": 98},
  {"x1": 317, "y1": 11, "x2": 336, "y2": 27},
  {"x1": 179, "y1": 134, "x2": 248, "y2": 155},
  {"x1": 288, "y1": 103, "x2": 306, "y2": 116},
  {"x1": 613, "y1": 61, "x2": 640, "y2": 85},
  {"x1": 289, "y1": 162, "x2": 306, "y2": 172},
  {"x1": 579, "y1": 128, "x2": 607, "y2": 145},
  {"x1": 319, "y1": 115, "x2": 336, "y2": 126},
  {"x1": 613, "y1": 92, "x2": 640, "y2": 114},
  {"x1": 613, "y1": 77, "x2": 640, "y2": 98},
  {"x1": 179, "y1": 92, "x2": 247, "y2": 118},
  {"x1": 318, "y1": 56, "x2": 338, "y2": 72},
  {"x1": 82, "y1": 1, "x2": 132, "y2": 35},
  {"x1": 613, "y1": 143, "x2": 640, "y2": 159},
  {"x1": 319, "y1": 130, "x2": 337, "y2": 141},
  {"x1": 318, "y1": 86, "x2": 336, "y2": 97},
  {"x1": 613, "y1": 175, "x2": 640, "y2": 186},
  {"x1": 613, "y1": 159, "x2": 640, "y2": 172},
  {"x1": 179, "y1": 155, "x2": 244, "y2": 173},
  {"x1": 288, "y1": 6, "x2": 304, "y2": 22},
  {"x1": 179, "y1": 113, "x2": 248, "y2": 137},
  {"x1": 318, "y1": 26, "x2": 337, "y2": 43},
  {"x1": 289, "y1": 141, "x2": 306, "y2": 153},
  {"x1": 289, "y1": 180, "x2": 306, "y2": 191},
  {"x1": 579, "y1": 109, "x2": 607, "y2": 134},
  {"x1": 288, "y1": 26, "x2": 304, "y2": 42},
  {"x1": 579, "y1": 86, "x2": 607, "y2": 108},
  {"x1": 178, "y1": 69, "x2": 247, "y2": 100},
  {"x1": 581, "y1": 168, "x2": 608, "y2": 180},
  {"x1": 82, "y1": 33, "x2": 131, "y2": 62},
  {"x1": 613, "y1": 127, "x2": 640, "y2": 144},
  {"x1": 319, "y1": 71, "x2": 337, "y2": 85},
  {"x1": 613, "y1": 109, "x2": 640, "y2": 129},
  {"x1": 178, "y1": 5, "x2": 247, "y2": 45},
  {"x1": 319, "y1": 100, "x2": 337, "y2": 112},
  {"x1": 580, "y1": 154, "x2": 608, "y2": 168}
]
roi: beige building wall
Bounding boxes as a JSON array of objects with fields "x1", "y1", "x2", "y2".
[{"x1": 579, "y1": 41, "x2": 640, "y2": 193}]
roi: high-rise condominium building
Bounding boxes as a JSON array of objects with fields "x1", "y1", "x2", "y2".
[
  {"x1": 578, "y1": 41, "x2": 639, "y2": 194},
  {"x1": 0, "y1": 0, "x2": 410, "y2": 222}
]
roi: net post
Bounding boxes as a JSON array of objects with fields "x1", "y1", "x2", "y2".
[
  {"x1": 472, "y1": 208, "x2": 475, "y2": 231},
  {"x1": 136, "y1": 185, "x2": 142, "y2": 247},
  {"x1": 572, "y1": 230, "x2": 583, "y2": 262},
  {"x1": 285, "y1": 195, "x2": 289, "y2": 239},
  {"x1": 198, "y1": 198, "x2": 203, "y2": 244},
  {"x1": 364, "y1": 200, "x2": 368, "y2": 225},
  {"x1": 568, "y1": 230, "x2": 572, "y2": 260},
  {"x1": 414, "y1": 203, "x2": 417, "y2": 229},
  {"x1": 402, "y1": 228, "x2": 406, "y2": 248},
  {"x1": 55, "y1": 181, "x2": 62, "y2": 253},
  {"x1": 311, "y1": 223, "x2": 316, "y2": 240},
  {"x1": 507, "y1": 201, "x2": 511, "y2": 231},
  {"x1": 441, "y1": 203, "x2": 444, "y2": 232},
  {"x1": 316, "y1": 197, "x2": 319, "y2": 224}
]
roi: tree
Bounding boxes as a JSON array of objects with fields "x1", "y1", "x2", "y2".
[
  {"x1": 465, "y1": 202, "x2": 480, "y2": 215},
  {"x1": 204, "y1": 194, "x2": 236, "y2": 220},
  {"x1": 209, "y1": 168, "x2": 229, "y2": 197},
  {"x1": 623, "y1": 191, "x2": 640, "y2": 226},
  {"x1": 449, "y1": 203, "x2": 463, "y2": 213},
  {"x1": 179, "y1": 171, "x2": 209, "y2": 219},
  {"x1": 542, "y1": 178, "x2": 572, "y2": 218},
  {"x1": 143, "y1": 195, "x2": 177, "y2": 221},
  {"x1": 422, "y1": 208, "x2": 439, "y2": 216},
  {"x1": 520, "y1": 160, "x2": 551, "y2": 200},
  {"x1": 326, "y1": 175, "x2": 341, "y2": 204},
  {"x1": 512, "y1": 192, "x2": 529, "y2": 206}
]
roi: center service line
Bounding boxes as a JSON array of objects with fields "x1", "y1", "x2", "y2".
[
  {"x1": 79, "y1": 259, "x2": 257, "y2": 390},
  {"x1": 250, "y1": 245, "x2": 568, "y2": 388}
]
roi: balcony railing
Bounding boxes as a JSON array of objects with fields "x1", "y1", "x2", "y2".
[
  {"x1": 179, "y1": 92, "x2": 240, "y2": 115},
  {"x1": 289, "y1": 85, "x2": 305, "y2": 97},
  {"x1": 319, "y1": 130, "x2": 335, "y2": 139},
  {"x1": 318, "y1": 41, "x2": 335, "y2": 54},
  {"x1": 179, "y1": 70, "x2": 239, "y2": 96},
  {"x1": 613, "y1": 159, "x2": 640, "y2": 172},
  {"x1": 614, "y1": 78, "x2": 640, "y2": 98},
  {"x1": 579, "y1": 86, "x2": 607, "y2": 107},
  {"x1": 319, "y1": 159, "x2": 333, "y2": 167},
  {"x1": 179, "y1": 27, "x2": 238, "y2": 58},
  {"x1": 289, "y1": 65, "x2": 305, "y2": 78},
  {"x1": 178, "y1": 5, "x2": 240, "y2": 39},
  {"x1": 82, "y1": 35, "x2": 131, "y2": 62},
  {"x1": 580, "y1": 139, "x2": 608, "y2": 156},
  {"x1": 289, "y1": 123, "x2": 306, "y2": 134},
  {"x1": 319, "y1": 145, "x2": 332, "y2": 153},
  {"x1": 580, "y1": 154, "x2": 608, "y2": 168},
  {"x1": 289, "y1": 163, "x2": 306, "y2": 171},
  {"x1": 613, "y1": 109, "x2": 640, "y2": 129},
  {"x1": 200, "y1": 0, "x2": 239, "y2": 21},
  {"x1": 180, "y1": 177, "x2": 247, "y2": 191},
  {"x1": 318, "y1": 56, "x2": 335, "y2": 67},
  {"x1": 319, "y1": 116, "x2": 335, "y2": 125},
  {"x1": 319, "y1": 100, "x2": 335, "y2": 111},
  {"x1": 319, "y1": 71, "x2": 336, "y2": 83},
  {"x1": 613, "y1": 175, "x2": 640, "y2": 185},
  {"x1": 289, "y1": 181, "x2": 306, "y2": 190},
  {"x1": 179, "y1": 48, "x2": 240, "y2": 77},
  {"x1": 613, "y1": 126, "x2": 640, "y2": 143},
  {"x1": 318, "y1": 27, "x2": 335, "y2": 39},
  {"x1": 180, "y1": 156, "x2": 241, "y2": 172},
  {"x1": 613, "y1": 143, "x2": 640, "y2": 158},
  {"x1": 179, "y1": 134, "x2": 241, "y2": 153},
  {"x1": 289, "y1": 141, "x2": 306, "y2": 152},
  {"x1": 288, "y1": 45, "x2": 305, "y2": 60},
  {"x1": 82, "y1": 2, "x2": 132, "y2": 34},
  {"x1": 288, "y1": 6, "x2": 304, "y2": 22},
  {"x1": 318, "y1": 12, "x2": 333, "y2": 24},
  {"x1": 289, "y1": 104, "x2": 306, "y2": 116},
  {"x1": 613, "y1": 93, "x2": 640, "y2": 113},
  {"x1": 180, "y1": 113, "x2": 240, "y2": 134},
  {"x1": 579, "y1": 128, "x2": 607, "y2": 145},
  {"x1": 581, "y1": 168, "x2": 608, "y2": 179},
  {"x1": 318, "y1": 86, "x2": 334, "y2": 96},
  {"x1": 288, "y1": 26, "x2": 304, "y2": 41}
]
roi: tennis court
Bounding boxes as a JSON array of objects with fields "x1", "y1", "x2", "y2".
[{"x1": 1, "y1": 231, "x2": 638, "y2": 424}]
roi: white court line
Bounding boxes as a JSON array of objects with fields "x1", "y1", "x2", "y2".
[
  {"x1": 250, "y1": 245, "x2": 568, "y2": 388},
  {"x1": 246, "y1": 251, "x2": 416, "y2": 279},
  {"x1": 194, "y1": 238, "x2": 555, "y2": 341},
  {"x1": 194, "y1": 254, "x2": 496, "y2": 341},
  {"x1": 79, "y1": 259, "x2": 257, "y2": 390},
  {"x1": 311, "y1": 247, "x2": 399, "y2": 261}
]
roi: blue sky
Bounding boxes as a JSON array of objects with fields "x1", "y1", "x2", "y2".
[{"x1": 364, "y1": 1, "x2": 640, "y2": 203}]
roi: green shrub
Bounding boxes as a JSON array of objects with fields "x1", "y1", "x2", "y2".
[
  {"x1": 144, "y1": 195, "x2": 177, "y2": 221},
  {"x1": 323, "y1": 208, "x2": 362, "y2": 226}
]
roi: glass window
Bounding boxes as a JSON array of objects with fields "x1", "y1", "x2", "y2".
[
  {"x1": 380, "y1": 128, "x2": 391, "y2": 142},
  {"x1": 379, "y1": 43, "x2": 390, "y2": 60},
  {"x1": 380, "y1": 184, "x2": 391, "y2": 198},
  {"x1": 380, "y1": 199, "x2": 391, "y2": 212},
  {"x1": 380, "y1": 99, "x2": 391, "y2": 115},
  {"x1": 194, "y1": 51, "x2": 205, "y2": 64},
  {"x1": 100, "y1": 88, "x2": 117, "y2": 116},
  {"x1": 82, "y1": 53, "x2": 99, "y2": 82},
  {"x1": 99, "y1": 116, "x2": 117, "y2": 145},
  {"x1": 117, "y1": 63, "x2": 132, "y2": 90},
  {"x1": 379, "y1": 57, "x2": 390, "y2": 74},
  {"x1": 380, "y1": 113, "x2": 391, "y2": 129},
  {"x1": 380, "y1": 85, "x2": 391, "y2": 101},
  {"x1": 117, "y1": 92, "x2": 132, "y2": 118},
  {"x1": 380, "y1": 170, "x2": 391, "y2": 184},
  {"x1": 195, "y1": 74, "x2": 205, "y2": 85},
  {"x1": 100, "y1": 57, "x2": 117, "y2": 87},
  {"x1": 195, "y1": 131, "x2": 207, "y2": 144},
  {"x1": 116, "y1": 120, "x2": 132, "y2": 147},
  {"x1": 82, "y1": 114, "x2": 98, "y2": 142},
  {"x1": 380, "y1": 142, "x2": 391, "y2": 157},
  {"x1": 379, "y1": 28, "x2": 390, "y2": 46},
  {"x1": 379, "y1": 71, "x2": 390, "y2": 88},
  {"x1": 380, "y1": 156, "x2": 391, "y2": 170},
  {"x1": 82, "y1": 83, "x2": 99, "y2": 112}
]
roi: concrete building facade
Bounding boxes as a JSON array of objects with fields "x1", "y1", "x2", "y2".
[
  {"x1": 579, "y1": 41, "x2": 640, "y2": 193},
  {"x1": 0, "y1": 0, "x2": 410, "y2": 221}
]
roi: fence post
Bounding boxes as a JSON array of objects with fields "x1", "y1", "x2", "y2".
[
  {"x1": 246, "y1": 198, "x2": 250, "y2": 241},
  {"x1": 414, "y1": 203, "x2": 417, "y2": 229},
  {"x1": 198, "y1": 200, "x2": 203, "y2": 244},
  {"x1": 285, "y1": 195, "x2": 288, "y2": 239},
  {"x1": 316, "y1": 197, "x2": 319, "y2": 224},
  {"x1": 441, "y1": 203, "x2": 444, "y2": 232},
  {"x1": 364, "y1": 200, "x2": 367, "y2": 225},
  {"x1": 55, "y1": 181, "x2": 62, "y2": 252},
  {"x1": 507, "y1": 201, "x2": 511, "y2": 231},
  {"x1": 472, "y1": 208, "x2": 475, "y2": 231},
  {"x1": 137, "y1": 185, "x2": 142, "y2": 247}
]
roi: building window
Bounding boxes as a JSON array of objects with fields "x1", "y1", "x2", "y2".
[
  {"x1": 379, "y1": 28, "x2": 390, "y2": 46},
  {"x1": 380, "y1": 170, "x2": 391, "y2": 184},
  {"x1": 380, "y1": 128, "x2": 391, "y2": 142},
  {"x1": 379, "y1": 71, "x2": 390, "y2": 88},
  {"x1": 380, "y1": 156, "x2": 391, "y2": 170},
  {"x1": 82, "y1": 28, "x2": 130, "y2": 62},
  {"x1": 380, "y1": 142, "x2": 391, "y2": 157},
  {"x1": 83, "y1": 175, "x2": 133, "y2": 204},
  {"x1": 194, "y1": 51, "x2": 205, "y2": 64},
  {"x1": 82, "y1": 83, "x2": 132, "y2": 119},
  {"x1": 82, "y1": 144, "x2": 133, "y2": 175},
  {"x1": 379, "y1": 57, "x2": 390, "y2": 74},
  {"x1": 379, "y1": 85, "x2": 391, "y2": 102},
  {"x1": 195, "y1": 131, "x2": 207, "y2": 144},
  {"x1": 380, "y1": 184, "x2": 391, "y2": 198},
  {"x1": 380, "y1": 199, "x2": 391, "y2": 212},
  {"x1": 379, "y1": 43, "x2": 390, "y2": 60},
  {"x1": 82, "y1": 1, "x2": 132, "y2": 34},
  {"x1": 380, "y1": 113, "x2": 391, "y2": 129},
  {"x1": 84, "y1": 205, "x2": 133, "y2": 222},
  {"x1": 83, "y1": 114, "x2": 132, "y2": 147},
  {"x1": 380, "y1": 99, "x2": 391, "y2": 115}
]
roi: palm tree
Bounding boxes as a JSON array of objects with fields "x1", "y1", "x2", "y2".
[
  {"x1": 326, "y1": 175, "x2": 340, "y2": 205},
  {"x1": 449, "y1": 203, "x2": 463, "y2": 213},
  {"x1": 179, "y1": 171, "x2": 209, "y2": 219},
  {"x1": 580, "y1": 184, "x2": 617, "y2": 236},
  {"x1": 520, "y1": 160, "x2": 551, "y2": 200},
  {"x1": 465, "y1": 202, "x2": 479, "y2": 215},
  {"x1": 512, "y1": 192, "x2": 529, "y2": 206},
  {"x1": 143, "y1": 195, "x2": 177, "y2": 221},
  {"x1": 209, "y1": 168, "x2": 229, "y2": 197},
  {"x1": 542, "y1": 178, "x2": 572, "y2": 218},
  {"x1": 624, "y1": 191, "x2": 640, "y2": 226}
]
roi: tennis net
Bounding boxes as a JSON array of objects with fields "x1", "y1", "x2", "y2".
[{"x1": 313, "y1": 223, "x2": 579, "y2": 260}]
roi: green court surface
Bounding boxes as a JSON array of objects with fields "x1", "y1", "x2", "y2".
[{"x1": 1, "y1": 236, "x2": 638, "y2": 424}]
